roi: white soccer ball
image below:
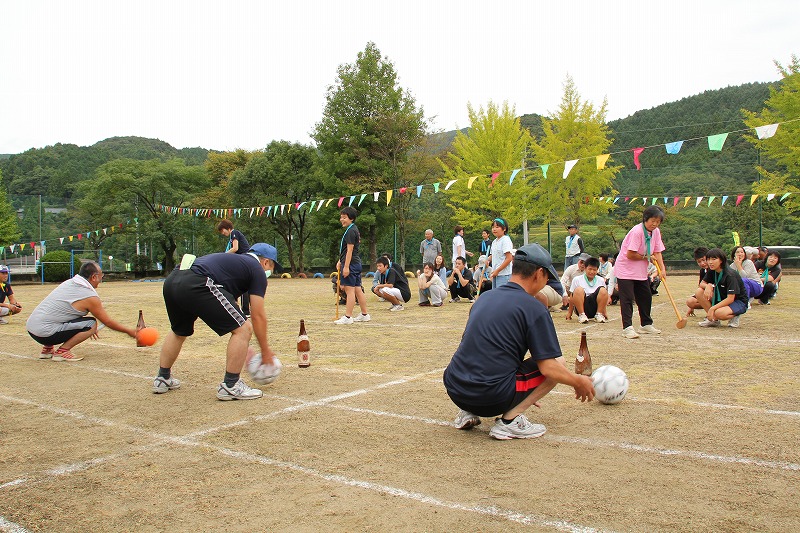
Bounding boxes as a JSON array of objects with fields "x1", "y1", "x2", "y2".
[
  {"x1": 246, "y1": 351, "x2": 282, "y2": 385},
  {"x1": 591, "y1": 365, "x2": 629, "y2": 405}
]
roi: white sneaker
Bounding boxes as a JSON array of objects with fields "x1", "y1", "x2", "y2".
[
  {"x1": 489, "y1": 414, "x2": 546, "y2": 440},
  {"x1": 453, "y1": 410, "x2": 481, "y2": 430},
  {"x1": 595, "y1": 313, "x2": 608, "y2": 323},
  {"x1": 152, "y1": 376, "x2": 181, "y2": 394},
  {"x1": 728, "y1": 316, "x2": 740, "y2": 328},
  {"x1": 578, "y1": 313, "x2": 589, "y2": 324},
  {"x1": 622, "y1": 326, "x2": 639, "y2": 339},
  {"x1": 449, "y1": 297, "x2": 460, "y2": 303},
  {"x1": 334, "y1": 316, "x2": 354, "y2": 325},
  {"x1": 639, "y1": 324, "x2": 661, "y2": 334},
  {"x1": 0, "y1": 317, "x2": 8, "y2": 325},
  {"x1": 389, "y1": 304, "x2": 404, "y2": 312},
  {"x1": 352, "y1": 313, "x2": 371, "y2": 322},
  {"x1": 377, "y1": 297, "x2": 386, "y2": 302},
  {"x1": 698, "y1": 319, "x2": 720, "y2": 327},
  {"x1": 217, "y1": 379, "x2": 263, "y2": 401}
]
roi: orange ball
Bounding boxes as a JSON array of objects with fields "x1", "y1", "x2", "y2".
[{"x1": 136, "y1": 327, "x2": 159, "y2": 346}]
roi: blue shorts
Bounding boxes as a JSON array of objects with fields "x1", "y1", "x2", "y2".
[
  {"x1": 729, "y1": 298, "x2": 747, "y2": 316},
  {"x1": 341, "y1": 263, "x2": 363, "y2": 287}
]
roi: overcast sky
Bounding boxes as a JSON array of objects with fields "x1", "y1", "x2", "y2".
[{"x1": 2, "y1": 1, "x2": 797, "y2": 154}]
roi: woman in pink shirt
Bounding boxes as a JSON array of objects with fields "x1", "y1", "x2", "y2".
[{"x1": 615, "y1": 206, "x2": 667, "y2": 339}]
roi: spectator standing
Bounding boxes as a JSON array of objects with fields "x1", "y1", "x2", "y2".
[
  {"x1": 217, "y1": 219, "x2": 252, "y2": 317},
  {"x1": 420, "y1": 230, "x2": 442, "y2": 267},
  {"x1": 479, "y1": 230, "x2": 492, "y2": 257},
  {"x1": 564, "y1": 224, "x2": 584, "y2": 271},
  {"x1": 452, "y1": 225, "x2": 473, "y2": 268},
  {"x1": 489, "y1": 217, "x2": 513, "y2": 289}
]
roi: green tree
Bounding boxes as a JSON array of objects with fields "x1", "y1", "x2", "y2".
[
  {"x1": 743, "y1": 55, "x2": 800, "y2": 215},
  {"x1": 0, "y1": 170, "x2": 21, "y2": 247},
  {"x1": 312, "y1": 41, "x2": 427, "y2": 267},
  {"x1": 529, "y1": 76, "x2": 619, "y2": 227},
  {"x1": 229, "y1": 141, "x2": 337, "y2": 273},
  {"x1": 76, "y1": 158, "x2": 208, "y2": 271},
  {"x1": 440, "y1": 101, "x2": 534, "y2": 232}
]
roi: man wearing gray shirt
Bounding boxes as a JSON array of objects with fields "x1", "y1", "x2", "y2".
[{"x1": 420, "y1": 229, "x2": 442, "y2": 266}]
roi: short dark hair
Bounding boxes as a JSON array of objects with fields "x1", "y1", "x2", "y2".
[
  {"x1": 511, "y1": 259, "x2": 541, "y2": 279},
  {"x1": 599, "y1": 252, "x2": 609, "y2": 261},
  {"x1": 376, "y1": 257, "x2": 390, "y2": 267},
  {"x1": 642, "y1": 206, "x2": 665, "y2": 224},
  {"x1": 693, "y1": 247, "x2": 708, "y2": 260},
  {"x1": 585, "y1": 257, "x2": 600, "y2": 269},
  {"x1": 380, "y1": 253, "x2": 393, "y2": 261},
  {"x1": 454, "y1": 225, "x2": 463, "y2": 234},
  {"x1": 767, "y1": 251, "x2": 781, "y2": 263},
  {"x1": 492, "y1": 217, "x2": 508, "y2": 232},
  {"x1": 79, "y1": 261, "x2": 101, "y2": 280},
  {"x1": 216, "y1": 219, "x2": 234, "y2": 231},
  {"x1": 455, "y1": 256, "x2": 466, "y2": 265},
  {"x1": 705, "y1": 248, "x2": 727, "y2": 267},
  {"x1": 340, "y1": 206, "x2": 358, "y2": 221}
]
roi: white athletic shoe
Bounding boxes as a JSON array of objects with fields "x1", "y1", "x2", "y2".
[
  {"x1": 489, "y1": 414, "x2": 546, "y2": 440},
  {"x1": 639, "y1": 324, "x2": 661, "y2": 334},
  {"x1": 453, "y1": 410, "x2": 481, "y2": 430},
  {"x1": 728, "y1": 316, "x2": 740, "y2": 328},
  {"x1": 622, "y1": 326, "x2": 640, "y2": 339},
  {"x1": 152, "y1": 376, "x2": 181, "y2": 394},
  {"x1": 334, "y1": 316, "x2": 354, "y2": 325},
  {"x1": 578, "y1": 313, "x2": 589, "y2": 324},
  {"x1": 352, "y1": 313, "x2": 371, "y2": 322},
  {"x1": 217, "y1": 379, "x2": 263, "y2": 401},
  {"x1": 389, "y1": 304, "x2": 405, "y2": 312},
  {"x1": 698, "y1": 319, "x2": 720, "y2": 327},
  {"x1": 595, "y1": 313, "x2": 608, "y2": 323}
]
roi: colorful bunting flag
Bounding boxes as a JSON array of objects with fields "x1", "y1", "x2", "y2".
[
  {"x1": 444, "y1": 180, "x2": 457, "y2": 190},
  {"x1": 755, "y1": 123, "x2": 778, "y2": 139},
  {"x1": 540, "y1": 164, "x2": 549, "y2": 180},
  {"x1": 596, "y1": 154, "x2": 610, "y2": 170},
  {"x1": 632, "y1": 148, "x2": 645, "y2": 170},
  {"x1": 707, "y1": 133, "x2": 728, "y2": 151},
  {"x1": 665, "y1": 141, "x2": 684, "y2": 154},
  {"x1": 563, "y1": 160, "x2": 578, "y2": 180},
  {"x1": 467, "y1": 176, "x2": 478, "y2": 189},
  {"x1": 490, "y1": 172, "x2": 500, "y2": 187},
  {"x1": 508, "y1": 169, "x2": 520, "y2": 184}
]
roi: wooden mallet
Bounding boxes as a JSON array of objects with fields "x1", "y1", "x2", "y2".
[{"x1": 652, "y1": 259, "x2": 687, "y2": 329}]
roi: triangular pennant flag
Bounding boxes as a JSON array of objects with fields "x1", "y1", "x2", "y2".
[
  {"x1": 721, "y1": 195, "x2": 728, "y2": 206},
  {"x1": 695, "y1": 197, "x2": 703, "y2": 207},
  {"x1": 77, "y1": 234, "x2": 83, "y2": 240},
  {"x1": 280, "y1": 204, "x2": 285, "y2": 215},
  {"x1": 613, "y1": 197, "x2": 620, "y2": 204},
  {"x1": 337, "y1": 197, "x2": 344, "y2": 207},
  {"x1": 373, "y1": 192, "x2": 380, "y2": 202},
  {"x1": 444, "y1": 180, "x2": 457, "y2": 190},
  {"x1": 736, "y1": 195, "x2": 744, "y2": 206},
  {"x1": 467, "y1": 176, "x2": 478, "y2": 189},
  {"x1": 642, "y1": 198, "x2": 647, "y2": 205},
  {"x1": 767, "y1": 193, "x2": 775, "y2": 201},
  {"x1": 673, "y1": 197, "x2": 679, "y2": 206},
  {"x1": 297, "y1": 202, "x2": 306, "y2": 210},
  {"x1": 684, "y1": 197, "x2": 691, "y2": 208},
  {"x1": 624, "y1": 197, "x2": 630, "y2": 202},
  {"x1": 629, "y1": 197, "x2": 638, "y2": 204},
  {"x1": 309, "y1": 201, "x2": 316, "y2": 211},
  {"x1": 665, "y1": 141, "x2": 684, "y2": 154},
  {"x1": 707, "y1": 133, "x2": 728, "y2": 151},
  {"x1": 540, "y1": 164, "x2": 549, "y2": 180},
  {"x1": 490, "y1": 172, "x2": 500, "y2": 187},
  {"x1": 358, "y1": 193, "x2": 367, "y2": 206},
  {"x1": 508, "y1": 169, "x2": 520, "y2": 185},
  {"x1": 316, "y1": 201, "x2": 324, "y2": 212},
  {"x1": 433, "y1": 183, "x2": 440, "y2": 193},
  {"x1": 20, "y1": 243, "x2": 26, "y2": 250},
  {"x1": 386, "y1": 190, "x2": 393, "y2": 205},
  {"x1": 596, "y1": 154, "x2": 610, "y2": 170},
  {"x1": 663, "y1": 197, "x2": 668, "y2": 205},
  {"x1": 348, "y1": 195, "x2": 355, "y2": 207},
  {"x1": 755, "y1": 123, "x2": 779, "y2": 139},
  {"x1": 399, "y1": 187, "x2": 407, "y2": 194},
  {"x1": 416, "y1": 185, "x2": 423, "y2": 197},
  {"x1": 249, "y1": 207, "x2": 255, "y2": 217},
  {"x1": 9, "y1": 245, "x2": 15, "y2": 253},
  {"x1": 652, "y1": 198, "x2": 658, "y2": 205},
  {"x1": 69, "y1": 235, "x2": 74, "y2": 241},
  {"x1": 750, "y1": 195, "x2": 758, "y2": 206},
  {"x1": 632, "y1": 148, "x2": 645, "y2": 170},
  {"x1": 267, "y1": 206, "x2": 273, "y2": 217},
  {"x1": 708, "y1": 196, "x2": 715, "y2": 206},
  {"x1": 59, "y1": 237, "x2": 64, "y2": 244},
  {"x1": 563, "y1": 160, "x2": 578, "y2": 180},
  {"x1": 780, "y1": 193, "x2": 791, "y2": 202}
]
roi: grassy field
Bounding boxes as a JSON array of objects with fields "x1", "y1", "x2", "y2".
[{"x1": 1, "y1": 275, "x2": 798, "y2": 532}]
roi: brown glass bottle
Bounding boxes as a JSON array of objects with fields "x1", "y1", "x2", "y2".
[
  {"x1": 136, "y1": 310, "x2": 146, "y2": 347},
  {"x1": 297, "y1": 319, "x2": 310, "y2": 367},
  {"x1": 574, "y1": 331, "x2": 592, "y2": 376}
]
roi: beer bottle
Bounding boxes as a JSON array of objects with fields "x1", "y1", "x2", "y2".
[
  {"x1": 136, "y1": 310, "x2": 146, "y2": 347},
  {"x1": 575, "y1": 331, "x2": 592, "y2": 376},
  {"x1": 297, "y1": 319, "x2": 310, "y2": 368}
]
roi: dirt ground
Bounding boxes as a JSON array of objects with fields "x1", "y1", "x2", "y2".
[{"x1": 1, "y1": 274, "x2": 798, "y2": 532}]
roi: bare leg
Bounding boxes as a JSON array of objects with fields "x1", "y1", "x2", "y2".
[
  {"x1": 226, "y1": 322, "x2": 253, "y2": 373},
  {"x1": 572, "y1": 287, "x2": 586, "y2": 314},
  {"x1": 159, "y1": 331, "x2": 188, "y2": 369},
  {"x1": 354, "y1": 287, "x2": 369, "y2": 315},
  {"x1": 61, "y1": 323, "x2": 99, "y2": 350}
]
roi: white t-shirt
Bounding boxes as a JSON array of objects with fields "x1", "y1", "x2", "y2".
[
  {"x1": 570, "y1": 274, "x2": 604, "y2": 296},
  {"x1": 490, "y1": 235, "x2": 513, "y2": 276},
  {"x1": 452, "y1": 234, "x2": 465, "y2": 265}
]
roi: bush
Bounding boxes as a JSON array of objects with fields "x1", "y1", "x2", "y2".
[
  {"x1": 38, "y1": 251, "x2": 82, "y2": 282},
  {"x1": 131, "y1": 254, "x2": 152, "y2": 275}
]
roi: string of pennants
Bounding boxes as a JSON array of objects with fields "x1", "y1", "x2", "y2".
[
  {"x1": 155, "y1": 120, "x2": 793, "y2": 218},
  {"x1": 0, "y1": 221, "x2": 130, "y2": 256}
]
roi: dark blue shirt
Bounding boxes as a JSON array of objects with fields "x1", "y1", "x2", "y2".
[
  {"x1": 339, "y1": 223, "x2": 361, "y2": 266},
  {"x1": 228, "y1": 229, "x2": 250, "y2": 254},
  {"x1": 443, "y1": 282, "x2": 562, "y2": 406},
  {"x1": 191, "y1": 253, "x2": 266, "y2": 299}
]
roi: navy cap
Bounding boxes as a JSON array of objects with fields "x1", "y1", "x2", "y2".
[
  {"x1": 0, "y1": 265, "x2": 8, "y2": 273},
  {"x1": 567, "y1": 224, "x2": 577, "y2": 229},
  {"x1": 249, "y1": 243, "x2": 284, "y2": 273},
  {"x1": 513, "y1": 243, "x2": 559, "y2": 280}
]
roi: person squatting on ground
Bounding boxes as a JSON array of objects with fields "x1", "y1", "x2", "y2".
[
  {"x1": 568, "y1": 257, "x2": 609, "y2": 323},
  {"x1": 473, "y1": 255, "x2": 492, "y2": 295},
  {"x1": 564, "y1": 224, "x2": 585, "y2": 272},
  {"x1": 685, "y1": 247, "x2": 710, "y2": 317},
  {"x1": 334, "y1": 207, "x2": 370, "y2": 325},
  {"x1": 26, "y1": 262, "x2": 137, "y2": 361},
  {"x1": 373, "y1": 256, "x2": 411, "y2": 311},
  {"x1": 433, "y1": 254, "x2": 448, "y2": 283},
  {"x1": 560, "y1": 252, "x2": 589, "y2": 312},
  {"x1": 416, "y1": 262, "x2": 448, "y2": 307},
  {"x1": 615, "y1": 206, "x2": 667, "y2": 339},
  {"x1": 448, "y1": 256, "x2": 475, "y2": 302},
  {"x1": 443, "y1": 243, "x2": 595, "y2": 440},
  {"x1": 154, "y1": 243, "x2": 283, "y2": 400},
  {"x1": 694, "y1": 247, "x2": 748, "y2": 328},
  {"x1": 489, "y1": 217, "x2": 513, "y2": 289},
  {"x1": 730, "y1": 245, "x2": 774, "y2": 304},
  {"x1": 217, "y1": 218, "x2": 252, "y2": 316},
  {"x1": 0, "y1": 265, "x2": 22, "y2": 325}
]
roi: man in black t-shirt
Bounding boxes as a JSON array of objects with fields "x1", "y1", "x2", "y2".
[
  {"x1": 154, "y1": 243, "x2": 283, "y2": 400},
  {"x1": 447, "y1": 256, "x2": 475, "y2": 302},
  {"x1": 373, "y1": 257, "x2": 411, "y2": 311},
  {"x1": 443, "y1": 244, "x2": 595, "y2": 440},
  {"x1": 334, "y1": 207, "x2": 370, "y2": 324}
]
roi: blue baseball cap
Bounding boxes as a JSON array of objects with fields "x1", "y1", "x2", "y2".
[{"x1": 249, "y1": 243, "x2": 284, "y2": 273}]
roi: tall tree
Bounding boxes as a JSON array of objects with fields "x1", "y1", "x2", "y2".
[
  {"x1": 529, "y1": 76, "x2": 619, "y2": 227},
  {"x1": 440, "y1": 101, "x2": 534, "y2": 232},
  {"x1": 0, "y1": 170, "x2": 21, "y2": 247},
  {"x1": 228, "y1": 141, "x2": 337, "y2": 273},
  {"x1": 312, "y1": 41, "x2": 427, "y2": 267}
]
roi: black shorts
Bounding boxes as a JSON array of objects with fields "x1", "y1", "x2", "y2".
[
  {"x1": 163, "y1": 269, "x2": 247, "y2": 337},
  {"x1": 28, "y1": 318, "x2": 96, "y2": 346},
  {"x1": 449, "y1": 357, "x2": 546, "y2": 417},
  {"x1": 584, "y1": 290, "x2": 600, "y2": 318}
]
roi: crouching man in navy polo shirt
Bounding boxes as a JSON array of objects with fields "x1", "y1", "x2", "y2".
[
  {"x1": 153, "y1": 243, "x2": 283, "y2": 401},
  {"x1": 443, "y1": 243, "x2": 595, "y2": 440}
]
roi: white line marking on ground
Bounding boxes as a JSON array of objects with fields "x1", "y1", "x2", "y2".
[
  {"x1": 0, "y1": 352, "x2": 153, "y2": 381},
  {"x1": 0, "y1": 516, "x2": 33, "y2": 533}
]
